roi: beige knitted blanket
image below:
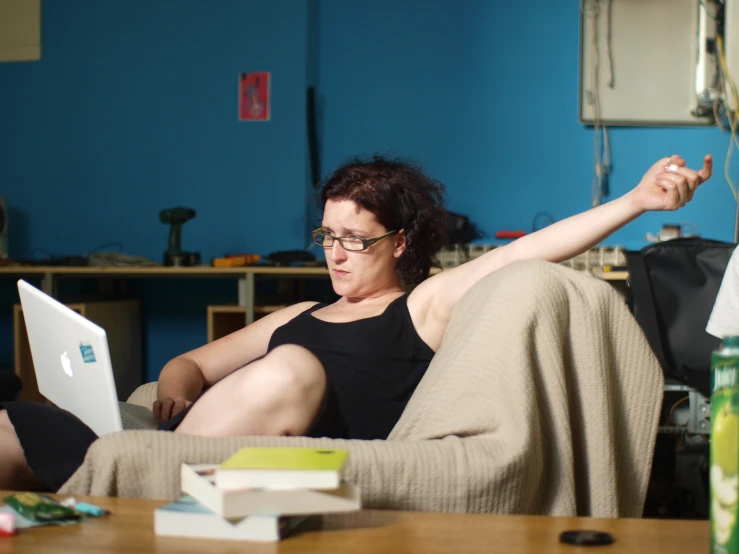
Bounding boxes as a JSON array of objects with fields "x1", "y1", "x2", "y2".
[{"x1": 59, "y1": 260, "x2": 663, "y2": 517}]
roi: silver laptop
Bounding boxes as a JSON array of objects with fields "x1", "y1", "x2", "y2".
[{"x1": 17, "y1": 279, "x2": 159, "y2": 436}]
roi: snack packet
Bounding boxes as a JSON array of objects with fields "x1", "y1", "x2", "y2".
[{"x1": 4, "y1": 493, "x2": 83, "y2": 523}]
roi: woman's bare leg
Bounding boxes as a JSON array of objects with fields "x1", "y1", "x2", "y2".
[
  {"x1": 0, "y1": 410, "x2": 45, "y2": 491},
  {"x1": 175, "y1": 344, "x2": 327, "y2": 437}
]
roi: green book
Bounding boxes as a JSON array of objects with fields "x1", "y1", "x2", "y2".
[{"x1": 216, "y1": 447, "x2": 349, "y2": 490}]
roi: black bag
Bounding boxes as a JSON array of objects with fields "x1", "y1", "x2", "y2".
[{"x1": 625, "y1": 237, "x2": 736, "y2": 396}]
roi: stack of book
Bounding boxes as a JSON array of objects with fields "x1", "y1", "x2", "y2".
[{"x1": 154, "y1": 446, "x2": 361, "y2": 542}]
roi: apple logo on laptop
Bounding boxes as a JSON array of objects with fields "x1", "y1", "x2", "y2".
[{"x1": 60, "y1": 351, "x2": 73, "y2": 377}]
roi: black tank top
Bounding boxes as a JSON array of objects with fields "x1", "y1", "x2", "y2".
[{"x1": 267, "y1": 293, "x2": 434, "y2": 440}]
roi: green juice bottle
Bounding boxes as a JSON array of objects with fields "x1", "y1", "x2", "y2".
[{"x1": 712, "y1": 336, "x2": 739, "y2": 554}]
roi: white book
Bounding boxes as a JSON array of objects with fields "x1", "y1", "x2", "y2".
[
  {"x1": 180, "y1": 463, "x2": 361, "y2": 519},
  {"x1": 154, "y1": 496, "x2": 310, "y2": 542}
]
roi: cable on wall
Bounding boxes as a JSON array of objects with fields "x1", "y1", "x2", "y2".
[
  {"x1": 605, "y1": 0, "x2": 615, "y2": 88},
  {"x1": 582, "y1": 0, "x2": 613, "y2": 207},
  {"x1": 716, "y1": 33, "x2": 739, "y2": 200}
]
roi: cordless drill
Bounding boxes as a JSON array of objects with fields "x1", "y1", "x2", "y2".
[{"x1": 160, "y1": 207, "x2": 200, "y2": 266}]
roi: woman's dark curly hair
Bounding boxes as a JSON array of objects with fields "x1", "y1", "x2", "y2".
[{"x1": 319, "y1": 155, "x2": 447, "y2": 285}]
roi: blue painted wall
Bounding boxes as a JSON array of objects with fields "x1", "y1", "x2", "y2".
[
  {"x1": 0, "y1": 0, "x2": 737, "y2": 383},
  {"x1": 0, "y1": 0, "x2": 314, "y2": 380},
  {"x1": 317, "y1": 0, "x2": 738, "y2": 249},
  {"x1": 1, "y1": 0, "x2": 312, "y2": 261}
]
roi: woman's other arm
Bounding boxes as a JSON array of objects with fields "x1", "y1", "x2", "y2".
[
  {"x1": 410, "y1": 154, "x2": 712, "y2": 349},
  {"x1": 153, "y1": 301, "x2": 319, "y2": 421}
]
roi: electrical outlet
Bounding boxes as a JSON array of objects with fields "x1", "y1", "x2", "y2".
[{"x1": 688, "y1": 391, "x2": 710, "y2": 435}]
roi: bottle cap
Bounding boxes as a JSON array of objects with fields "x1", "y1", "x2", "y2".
[{"x1": 723, "y1": 336, "x2": 739, "y2": 349}]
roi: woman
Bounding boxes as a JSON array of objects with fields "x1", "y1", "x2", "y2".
[{"x1": 0, "y1": 153, "x2": 713, "y2": 492}]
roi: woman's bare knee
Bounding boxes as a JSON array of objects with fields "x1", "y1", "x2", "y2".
[
  {"x1": 175, "y1": 344, "x2": 327, "y2": 437},
  {"x1": 261, "y1": 345, "x2": 326, "y2": 395},
  {"x1": 243, "y1": 347, "x2": 327, "y2": 434}
]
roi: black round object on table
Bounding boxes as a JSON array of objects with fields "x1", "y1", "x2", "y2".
[{"x1": 559, "y1": 530, "x2": 614, "y2": 546}]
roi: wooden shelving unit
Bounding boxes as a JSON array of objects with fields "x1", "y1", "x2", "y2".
[{"x1": 207, "y1": 304, "x2": 286, "y2": 342}]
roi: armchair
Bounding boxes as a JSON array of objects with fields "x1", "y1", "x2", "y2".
[{"x1": 59, "y1": 260, "x2": 663, "y2": 517}]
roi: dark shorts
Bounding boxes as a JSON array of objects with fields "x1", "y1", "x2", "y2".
[
  {"x1": 1, "y1": 401, "x2": 97, "y2": 492},
  {"x1": 1, "y1": 382, "x2": 347, "y2": 492}
]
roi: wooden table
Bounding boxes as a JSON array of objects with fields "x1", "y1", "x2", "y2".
[{"x1": 0, "y1": 492, "x2": 708, "y2": 553}]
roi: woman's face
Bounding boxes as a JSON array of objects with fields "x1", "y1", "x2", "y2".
[{"x1": 321, "y1": 199, "x2": 405, "y2": 299}]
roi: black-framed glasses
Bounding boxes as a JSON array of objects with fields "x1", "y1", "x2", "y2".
[{"x1": 312, "y1": 228, "x2": 399, "y2": 252}]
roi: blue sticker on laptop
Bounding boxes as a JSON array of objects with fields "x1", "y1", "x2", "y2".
[{"x1": 79, "y1": 343, "x2": 96, "y2": 363}]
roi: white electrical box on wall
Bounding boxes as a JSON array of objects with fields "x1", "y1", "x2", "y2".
[
  {"x1": 725, "y1": 0, "x2": 739, "y2": 110},
  {"x1": 579, "y1": 0, "x2": 717, "y2": 126}
]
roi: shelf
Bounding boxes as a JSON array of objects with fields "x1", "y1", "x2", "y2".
[{"x1": 206, "y1": 304, "x2": 288, "y2": 342}]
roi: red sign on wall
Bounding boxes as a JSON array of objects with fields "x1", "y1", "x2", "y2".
[{"x1": 238, "y1": 72, "x2": 271, "y2": 121}]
